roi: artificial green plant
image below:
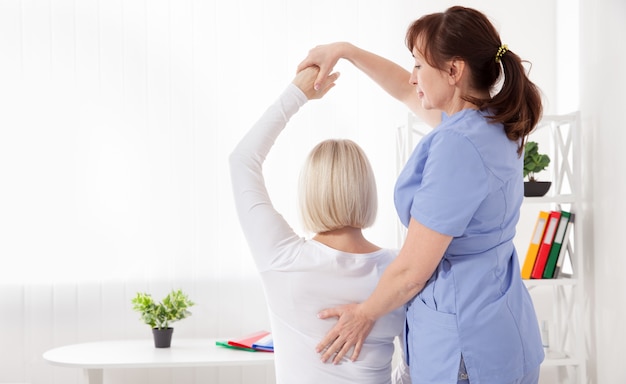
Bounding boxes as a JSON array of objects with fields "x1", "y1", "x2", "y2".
[
  {"x1": 131, "y1": 289, "x2": 195, "y2": 330},
  {"x1": 523, "y1": 141, "x2": 551, "y2": 182}
]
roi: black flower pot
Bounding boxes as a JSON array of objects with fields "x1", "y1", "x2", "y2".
[
  {"x1": 152, "y1": 327, "x2": 174, "y2": 348},
  {"x1": 524, "y1": 181, "x2": 551, "y2": 197}
]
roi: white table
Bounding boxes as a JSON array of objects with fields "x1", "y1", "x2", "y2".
[{"x1": 43, "y1": 338, "x2": 274, "y2": 384}]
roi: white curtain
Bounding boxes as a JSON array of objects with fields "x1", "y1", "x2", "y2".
[
  {"x1": 0, "y1": 0, "x2": 558, "y2": 286},
  {"x1": 0, "y1": 0, "x2": 424, "y2": 285}
]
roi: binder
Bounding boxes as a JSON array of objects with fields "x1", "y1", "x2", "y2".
[
  {"x1": 521, "y1": 211, "x2": 550, "y2": 279},
  {"x1": 531, "y1": 211, "x2": 562, "y2": 279},
  {"x1": 554, "y1": 213, "x2": 575, "y2": 278},
  {"x1": 542, "y1": 211, "x2": 571, "y2": 278}
]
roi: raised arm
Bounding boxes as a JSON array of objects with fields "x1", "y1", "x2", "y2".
[
  {"x1": 229, "y1": 67, "x2": 338, "y2": 270},
  {"x1": 297, "y1": 42, "x2": 441, "y2": 127}
]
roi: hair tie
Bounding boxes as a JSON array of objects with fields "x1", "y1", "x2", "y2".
[{"x1": 495, "y1": 44, "x2": 508, "y2": 63}]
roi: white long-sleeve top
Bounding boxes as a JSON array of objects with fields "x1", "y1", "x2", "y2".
[{"x1": 229, "y1": 83, "x2": 406, "y2": 384}]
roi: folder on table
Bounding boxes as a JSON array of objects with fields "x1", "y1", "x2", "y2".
[
  {"x1": 554, "y1": 213, "x2": 575, "y2": 278},
  {"x1": 252, "y1": 333, "x2": 274, "y2": 352},
  {"x1": 227, "y1": 330, "x2": 271, "y2": 350},
  {"x1": 542, "y1": 211, "x2": 571, "y2": 278},
  {"x1": 521, "y1": 211, "x2": 550, "y2": 279},
  {"x1": 531, "y1": 211, "x2": 562, "y2": 279},
  {"x1": 215, "y1": 340, "x2": 257, "y2": 352}
]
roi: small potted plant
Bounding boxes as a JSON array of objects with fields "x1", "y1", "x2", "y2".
[
  {"x1": 523, "y1": 140, "x2": 551, "y2": 197},
  {"x1": 131, "y1": 289, "x2": 195, "y2": 348}
]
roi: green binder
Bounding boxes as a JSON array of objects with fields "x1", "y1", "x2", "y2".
[{"x1": 542, "y1": 211, "x2": 571, "y2": 278}]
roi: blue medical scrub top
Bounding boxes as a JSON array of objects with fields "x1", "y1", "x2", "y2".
[{"x1": 394, "y1": 109, "x2": 544, "y2": 384}]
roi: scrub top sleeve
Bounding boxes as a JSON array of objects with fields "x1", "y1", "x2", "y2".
[{"x1": 410, "y1": 131, "x2": 489, "y2": 237}]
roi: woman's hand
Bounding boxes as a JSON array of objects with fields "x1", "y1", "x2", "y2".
[
  {"x1": 316, "y1": 303, "x2": 375, "y2": 364},
  {"x1": 293, "y1": 66, "x2": 339, "y2": 100},
  {"x1": 297, "y1": 42, "x2": 350, "y2": 91}
]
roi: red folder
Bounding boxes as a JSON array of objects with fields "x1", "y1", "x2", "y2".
[
  {"x1": 227, "y1": 330, "x2": 271, "y2": 350},
  {"x1": 531, "y1": 211, "x2": 561, "y2": 278}
]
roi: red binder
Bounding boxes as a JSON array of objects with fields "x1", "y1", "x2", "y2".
[{"x1": 531, "y1": 211, "x2": 561, "y2": 279}]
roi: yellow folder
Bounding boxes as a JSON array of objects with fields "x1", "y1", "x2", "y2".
[{"x1": 521, "y1": 211, "x2": 550, "y2": 279}]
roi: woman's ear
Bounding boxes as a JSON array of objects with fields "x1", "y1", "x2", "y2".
[{"x1": 447, "y1": 59, "x2": 466, "y2": 85}]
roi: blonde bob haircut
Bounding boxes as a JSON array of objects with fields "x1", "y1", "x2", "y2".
[{"x1": 298, "y1": 139, "x2": 378, "y2": 234}]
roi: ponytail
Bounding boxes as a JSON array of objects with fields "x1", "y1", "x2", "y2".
[{"x1": 485, "y1": 49, "x2": 543, "y2": 155}]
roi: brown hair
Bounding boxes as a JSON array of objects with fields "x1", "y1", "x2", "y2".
[{"x1": 405, "y1": 6, "x2": 543, "y2": 154}]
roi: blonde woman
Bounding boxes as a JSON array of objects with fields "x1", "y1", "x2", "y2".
[{"x1": 229, "y1": 67, "x2": 408, "y2": 384}]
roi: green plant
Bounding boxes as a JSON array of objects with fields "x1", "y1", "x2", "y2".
[
  {"x1": 131, "y1": 289, "x2": 195, "y2": 330},
  {"x1": 523, "y1": 141, "x2": 551, "y2": 182}
]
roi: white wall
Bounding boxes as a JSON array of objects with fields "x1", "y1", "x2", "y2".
[
  {"x1": 580, "y1": 0, "x2": 626, "y2": 382},
  {"x1": 0, "y1": 1, "x2": 566, "y2": 383}
]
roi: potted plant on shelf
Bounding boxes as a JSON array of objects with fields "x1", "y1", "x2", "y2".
[
  {"x1": 131, "y1": 289, "x2": 195, "y2": 348},
  {"x1": 523, "y1": 140, "x2": 551, "y2": 197}
]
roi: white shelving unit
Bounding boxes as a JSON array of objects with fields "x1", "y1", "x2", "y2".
[
  {"x1": 521, "y1": 112, "x2": 587, "y2": 384},
  {"x1": 396, "y1": 111, "x2": 587, "y2": 384}
]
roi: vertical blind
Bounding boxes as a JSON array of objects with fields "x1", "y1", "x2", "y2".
[{"x1": 0, "y1": 0, "x2": 415, "y2": 285}]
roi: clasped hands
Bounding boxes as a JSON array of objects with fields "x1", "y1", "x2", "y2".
[{"x1": 294, "y1": 43, "x2": 344, "y2": 99}]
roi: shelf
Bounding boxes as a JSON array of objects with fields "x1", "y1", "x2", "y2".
[
  {"x1": 523, "y1": 113, "x2": 586, "y2": 383},
  {"x1": 523, "y1": 195, "x2": 575, "y2": 204},
  {"x1": 523, "y1": 278, "x2": 577, "y2": 288},
  {"x1": 542, "y1": 352, "x2": 582, "y2": 367}
]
